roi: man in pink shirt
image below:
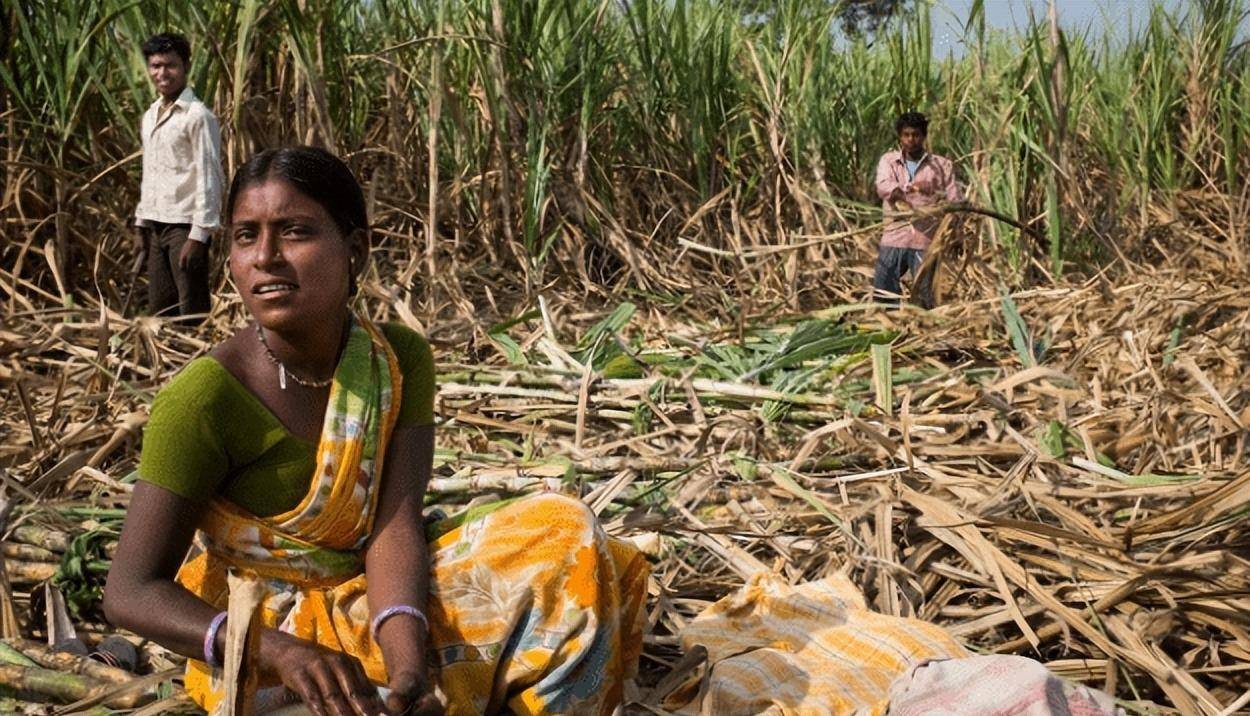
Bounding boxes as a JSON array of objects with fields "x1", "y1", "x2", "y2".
[{"x1": 873, "y1": 112, "x2": 962, "y2": 308}]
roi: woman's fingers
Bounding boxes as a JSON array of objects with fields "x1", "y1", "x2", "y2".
[
  {"x1": 331, "y1": 654, "x2": 386, "y2": 716},
  {"x1": 290, "y1": 669, "x2": 328, "y2": 716},
  {"x1": 307, "y1": 658, "x2": 357, "y2": 716},
  {"x1": 385, "y1": 671, "x2": 442, "y2": 716}
]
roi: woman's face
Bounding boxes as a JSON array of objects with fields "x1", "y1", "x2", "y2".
[{"x1": 228, "y1": 178, "x2": 365, "y2": 334}]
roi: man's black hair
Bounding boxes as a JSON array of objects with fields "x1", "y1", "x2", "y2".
[
  {"x1": 895, "y1": 111, "x2": 929, "y2": 135},
  {"x1": 142, "y1": 33, "x2": 191, "y2": 66}
]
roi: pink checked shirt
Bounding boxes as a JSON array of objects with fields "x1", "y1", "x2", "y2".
[{"x1": 875, "y1": 149, "x2": 962, "y2": 249}]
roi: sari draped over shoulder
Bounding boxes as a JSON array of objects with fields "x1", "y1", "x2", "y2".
[{"x1": 176, "y1": 315, "x2": 650, "y2": 716}]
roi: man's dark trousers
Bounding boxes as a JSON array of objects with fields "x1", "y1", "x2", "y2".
[
  {"x1": 872, "y1": 245, "x2": 934, "y2": 309},
  {"x1": 146, "y1": 221, "x2": 209, "y2": 321}
]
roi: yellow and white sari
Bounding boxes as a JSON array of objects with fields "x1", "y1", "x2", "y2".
[{"x1": 176, "y1": 316, "x2": 650, "y2": 715}]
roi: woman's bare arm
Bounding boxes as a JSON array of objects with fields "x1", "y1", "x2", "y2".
[
  {"x1": 365, "y1": 423, "x2": 441, "y2": 715},
  {"x1": 103, "y1": 481, "x2": 222, "y2": 656}
]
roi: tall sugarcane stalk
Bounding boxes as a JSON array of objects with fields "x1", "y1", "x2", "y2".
[{"x1": 4, "y1": 0, "x2": 1247, "y2": 298}]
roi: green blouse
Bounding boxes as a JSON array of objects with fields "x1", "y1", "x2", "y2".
[{"x1": 137, "y1": 323, "x2": 434, "y2": 517}]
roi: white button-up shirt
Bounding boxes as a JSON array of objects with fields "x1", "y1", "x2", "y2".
[{"x1": 134, "y1": 87, "x2": 225, "y2": 243}]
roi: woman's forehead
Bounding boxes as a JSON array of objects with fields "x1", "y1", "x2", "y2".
[{"x1": 232, "y1": 179, "x2": 331, "y2": 220}]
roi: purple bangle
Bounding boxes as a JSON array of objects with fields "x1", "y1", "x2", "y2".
[
  {"x1": 204, "y1": 611, "x2": 227, "y2": 668},
  {"x1": 370, "y1": 605, "x2": 429, "y2": 641}
]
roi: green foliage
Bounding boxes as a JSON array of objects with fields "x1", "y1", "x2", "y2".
[
  {"x1": 1000, "y1": 289, "x2": 1041, "y2": 367},
  {"x1": 725, "y1": 320, "x2": 894, "y2": 381},
  {"x1": 52, "y1": 525, "x2": 119, "y2": 620},
  {"x1": 573, "y1": 302, "x2": 637, "y2": 370},
  {"x1": 691, "y1": 319, "x2": 893, "y2": 421},
  {"x1": 870, "y1": 342, "x2": 892, "y2": 415},
  {"x1": 488, "y1": 309, "x2": 542, "y2": 365},
  {"x1": 1162, "y1": 314, "x2": 1189, "y2": 367},
  {"x1": 1037, "y1": 419, "x2": 1077, "y2": 458},
  {"x1": 3, "y1": 0, "x2": 1247, "y2": 280},
  {"x1": 731, "y1": 454, "x2": 758, "y2": 481},
  {"x1": 631, "y1": 382, "x2": 663, "y2": 434},
  {"x1": 490, "y1": 309, "x2": 895, "y2": 422}
]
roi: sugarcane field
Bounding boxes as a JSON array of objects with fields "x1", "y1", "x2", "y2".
[{"x1": 1, "y1": 0, "x2": 1248, "y2": 714}]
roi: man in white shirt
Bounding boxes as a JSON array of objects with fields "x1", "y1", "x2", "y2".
[{"x1": 133, "y1": 33, "x2": 224, "y2": 322}]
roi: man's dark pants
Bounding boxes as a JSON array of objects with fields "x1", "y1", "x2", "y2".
[
  {"x1": 145, "y1": 222, "x2": 209, "y2": 322},
  {"x1": 872, "y1": 245, "x2": 934, "y2": 309}
]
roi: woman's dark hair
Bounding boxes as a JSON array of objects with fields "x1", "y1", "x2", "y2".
[
  {"x1": 226, "y1": 146, "x2": 369, "y2": 239},
  {"x1": 895, "y1": 111, "x2": 929, "y2": 136},
  {"x1": 142, "y1": 33, "x2": 191, "y2": 66}
]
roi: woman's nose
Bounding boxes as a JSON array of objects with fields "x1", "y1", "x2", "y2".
[{"x1": 253, "y1": 232, "x2": 285, "y2": 268}]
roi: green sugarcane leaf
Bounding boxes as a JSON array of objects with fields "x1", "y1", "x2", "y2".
[
  {"x1": 871, "y1": 342, "x2": 893, "y2": 416},
  {"x1": 1000, "y1": 289, "x2": 1037, "y2": 368},
  {"x1": 1039, "y1": 420, "x2": 1067, "y2": 458}
]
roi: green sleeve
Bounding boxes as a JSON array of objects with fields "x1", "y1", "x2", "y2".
[
  {"x1": 138, "y1": 358, "x2": 230, "y2": 502},
  {"x1": 382, "y1": 323, "x2": 436, "y2": 427}
]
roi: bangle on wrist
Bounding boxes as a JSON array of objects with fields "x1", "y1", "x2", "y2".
[
  {"x1": 370, "y1": 605, "x2": 429, "y2": 642},
  {"x1": 204, "y1": 611, "x2": 228, "y2": 668}
]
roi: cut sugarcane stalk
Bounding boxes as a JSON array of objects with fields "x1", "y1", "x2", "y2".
[
  {"x1": 4, "y1": 638, "x2": 133, "y2": 685},
  {"x1": 871, "y1": 343, "x2": 893, "y2": 417},
  {"x1": 0, "y1": 663, "x2": 110, "y2": 704}
]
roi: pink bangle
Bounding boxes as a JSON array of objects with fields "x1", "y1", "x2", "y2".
[
  {"x1": 370, "y1": 605, "x2": 429, "y2": 641},
  {"x1": 204, "y1": 611, "x2": 227, "y2": 667}
]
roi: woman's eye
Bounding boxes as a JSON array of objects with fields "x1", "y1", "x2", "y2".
[
  {"x1": 232, "y1": 230, "x2": 256, "y2": 244},
  {"x1": 283, "y1": 226, "x2": 310, "y2": 239}
]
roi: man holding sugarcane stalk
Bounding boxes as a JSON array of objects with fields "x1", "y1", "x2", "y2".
[
  {"x1": 873, "y1": 111, "x2": 963, "y2": 308},
  {"x1": 131, "y1": 33, "x2": 224, "y2": 324}
]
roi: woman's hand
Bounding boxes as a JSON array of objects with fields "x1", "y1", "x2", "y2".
[
  {"x1": 376, "y1": 616, "x2": 441, "y2": 715},
  {"x1": 385, "y1": 669, "x2": 443, "y2": 715},
  {"x1": 263, "y1": 631, "x2": 387, "y2": 716}
]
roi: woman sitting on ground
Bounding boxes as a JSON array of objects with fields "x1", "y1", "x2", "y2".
[{"x1": 104, "y1": 147, "x2": 649, "y2": 716}]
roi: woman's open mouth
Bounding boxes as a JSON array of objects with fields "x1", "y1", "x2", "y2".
[{"x1": 253, "y1": 281, "x2": 298, "y2": 298}]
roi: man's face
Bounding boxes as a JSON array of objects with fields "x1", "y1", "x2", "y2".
[
  {"x1": 146, "y1": 52, "x2": 187, "y2": 100},
  {"x1": 898, "y1": 126, "x2": 926, "y2": 157}
]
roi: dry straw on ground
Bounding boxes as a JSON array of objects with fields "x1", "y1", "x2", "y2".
[
  {"x1": 2, "y1": 1, "x2": 1249, "y2": 711},
  {"x1": 1, "y1": 201, "x2": 1248, "y2": 714}
]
